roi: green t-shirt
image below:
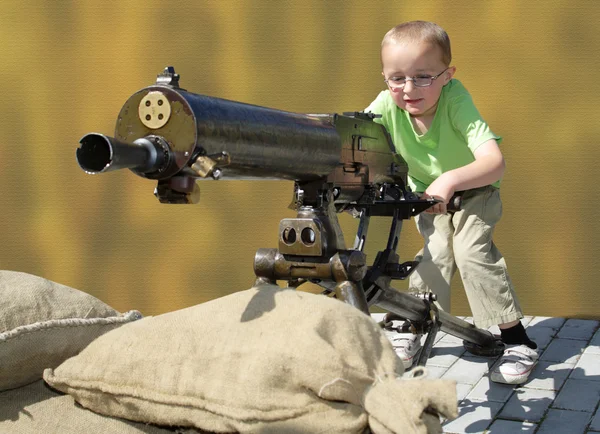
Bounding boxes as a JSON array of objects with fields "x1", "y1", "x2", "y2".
[{"x1": 364, "y1": 79, "x2": 502, "y2": 193}]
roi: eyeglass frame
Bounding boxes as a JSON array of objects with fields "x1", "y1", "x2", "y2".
[{"x1": 384, "y1": 67, "x2": 449, "y2": 89}]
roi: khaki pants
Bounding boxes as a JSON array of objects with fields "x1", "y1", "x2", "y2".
[{"x1": 408, "y1": 186, "x2": 523, "y2": 329}]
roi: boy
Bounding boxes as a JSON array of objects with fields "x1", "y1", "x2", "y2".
[{"x1": 365, "y1": 21, "x2": 537, "y2": 385}]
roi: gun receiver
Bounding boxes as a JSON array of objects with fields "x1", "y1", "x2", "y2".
[{"x1": 77, "y1": 67, "x2": 504, "y2": 365}]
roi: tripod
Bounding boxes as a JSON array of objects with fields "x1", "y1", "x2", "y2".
[{"x1": 253, "y1": 186, "x2": 504, "y2": 367}]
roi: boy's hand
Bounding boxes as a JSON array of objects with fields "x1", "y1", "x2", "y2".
[{"x1": 422, "y1": 174, "x2": 456, "y2": 214}]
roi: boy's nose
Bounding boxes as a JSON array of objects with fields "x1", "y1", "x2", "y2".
[{"x1": 403, "y1": 79, "x2": 415, "y2": 92}]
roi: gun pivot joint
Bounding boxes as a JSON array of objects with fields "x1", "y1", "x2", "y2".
[{"x1": 190, "y1": 152, "x2": 231, "y2": 180}]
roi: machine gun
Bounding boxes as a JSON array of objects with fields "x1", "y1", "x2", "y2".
[{"x1": 76, "y1": 67, "x2": 504, "y2": 365}]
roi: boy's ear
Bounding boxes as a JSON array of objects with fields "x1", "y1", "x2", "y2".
[{"x1": 445, "y1": 66, "x2": 457, "y2": 84}]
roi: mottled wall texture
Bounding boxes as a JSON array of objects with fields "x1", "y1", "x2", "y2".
[{"x1": 0, "y1": 1, "x2": 598, "y2": 318}]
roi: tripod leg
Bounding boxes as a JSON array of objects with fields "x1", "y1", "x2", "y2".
[
  {"x1": 352, "y1": 209, "x2": 370, "y2": 252},
  {"x1": 254, "y1": 276, "x2": 276, "y2": 287},
  {"x1": 335, "y1": 280, "x2": 370, "y2": 315},
  {"x1": 374, "y1": 283, "x2": 504, "y2": 358},
  {"x1": 386, "y1": 208, "x2": 403, "y2": 251},
  {"x1": 415, "y1": 320, "x2": 439, "y2": 367},
  {"x1": 414, "y1": 304, "x2": 441, "y2": 367}
]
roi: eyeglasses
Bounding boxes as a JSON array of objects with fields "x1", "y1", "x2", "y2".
[{"x1": 384, "y1": 67, "x2": 449, "y2": 89}]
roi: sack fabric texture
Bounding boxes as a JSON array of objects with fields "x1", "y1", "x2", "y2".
[
  {"x1": 0, "y1": 270, "x2": 142, "y2": 391},
  {"x1": 0, "y1": 380, "x2": 175, "y2": 433},
  {"x1": 44, "y1": 284, "x2": 457, "y2": 433}
]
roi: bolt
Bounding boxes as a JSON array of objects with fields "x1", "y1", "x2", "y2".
[{"x1": 212, "y1": 168, "x2": 222, "y2": 180}]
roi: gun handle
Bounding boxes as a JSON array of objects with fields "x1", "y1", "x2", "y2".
[{"x1": 447, "y1": 194, "x2": 462, "y2": 212}]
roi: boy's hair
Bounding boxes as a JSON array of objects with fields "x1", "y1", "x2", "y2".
[{"x1": 382, "y1": 21, "x2": 452, "y2": 66}]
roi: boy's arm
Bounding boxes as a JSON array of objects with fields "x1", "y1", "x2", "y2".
[{"x1": 422, "y1": 139, "x2": 505, "y2": 214}]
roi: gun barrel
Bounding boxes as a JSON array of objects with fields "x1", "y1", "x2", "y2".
[
  {"x1": 183, "y1": 93, "x2": 343, "y2": 181},
  {"x1": 76, "y1": 133, "x2": 166, "y2": 175},
  {"x1": 108, "y1": 86, "x2": 345, "y2": 181},
  {"x1": 77, "y1": 68, "x2": 409, "y2": 204}
]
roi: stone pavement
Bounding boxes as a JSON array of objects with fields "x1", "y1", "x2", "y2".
[{"x1": 372, "y1": 314, "x2": 600, "y2": 434}]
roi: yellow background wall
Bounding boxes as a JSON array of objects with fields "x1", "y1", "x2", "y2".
[{"x1": 0, "y1": 1, "x2": 598, "y2": 319}]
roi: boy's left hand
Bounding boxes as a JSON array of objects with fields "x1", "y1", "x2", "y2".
[{"x1": 422, "y1": 174, "x2": 456, "y2": 214}]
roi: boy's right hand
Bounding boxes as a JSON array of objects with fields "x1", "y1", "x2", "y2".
[
  {"x1": 422, "y1": 174, "x2": 457, "y2": 214},
  {"x1": 421, "y1": 191, "x2": 462, "y2": 214}
]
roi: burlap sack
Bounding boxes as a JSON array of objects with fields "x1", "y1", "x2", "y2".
[
  {"x1": 0, "y1": 270, "x2": 142, "y2": 390},
  {"x1": 0, "y1": 380, "x2": 177, "y2": 433},
  {"x1": 44, "y1": 284, "x2": 457, "y2": 433}
]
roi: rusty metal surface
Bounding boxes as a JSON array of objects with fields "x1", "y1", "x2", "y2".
[{"x1": 334, "y1": 280, "x2": 370, "y2": 315}]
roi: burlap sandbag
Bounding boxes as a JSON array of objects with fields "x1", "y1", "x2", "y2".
[
  {"x1": 0, "y1": 270, "x2": 142, "y2": 390},
  {"x1": 0, "y1": 380, "x2": 176, "y2": 433},
  {"x1": 44, "y1": 284, "x2": 457, "y2": 433}
]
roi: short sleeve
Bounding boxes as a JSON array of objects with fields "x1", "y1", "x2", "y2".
[
  {"x1": 364, "y1": 91, "x2": 390, "y2": 125},
  {"x1": 449, "y1": 93, "x2": 502, "y2": 153}
]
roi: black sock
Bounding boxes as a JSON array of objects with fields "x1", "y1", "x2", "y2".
[{"x1": 500, "y1": 322, "x2": 537, "y2": 349}]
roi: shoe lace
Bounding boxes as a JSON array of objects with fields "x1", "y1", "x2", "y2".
[
  {"x1": 500, "y1": 348, "x2": 535, "y2": 365},
  {"x1": 389, "y1": 334, "x2": 418, "y2": 349}
]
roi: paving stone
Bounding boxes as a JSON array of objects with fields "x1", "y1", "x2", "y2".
[
  {"x1": 528, "y1": 316, "x2": 566, "y2": 329},
  {"x1": 439, "y1": 333, "x2": 466, "y2": 345},
  {"x1": 442, "y1": 398, "x2": 503, "y2": 433},
  {"x1": 441, "y1": 356, "x2": 494, "y2": 385},
  {"x1": 591, "y1": 405, "x2": 600, "y2": 431},
  {"x1": 426, "y1": 340, "x2": 467, "y2": 368},
  {"x1": 486, "y1": 419, "x2": 537, "y2": 433},
  {"x1": 571, "y1": 352, "x2": 600, "y2": 381},
  {"x1": 552, "y1": 378, "x2": 600, "y2": 412},
  {"x1": 536, "y1": 408, "x2": 592, "y2": 434},
  {"x1": 455, "y1": 383, "x2": 474, "y2": 402},
  {"x1": 421, "y1": 365, "x2": 448, "y2": 380},
  {"x1": 466, "y1": 376, "x2": 515, "y2": 402},
  {"x1": 557, "y1": 319, "x2": 600, "y2": 340},
  {"x1": 540, "y1": 338, "x2": 586, "y2": 364},
  {"x1": 521, "y1": 316, "x2": 534, "y2": 327},
  {"x1": 499, "y1": 387, "x2": 556, "y2": 422},
  {"x1": 433, "y1": 331, "x2": 448, "y2": 344},
  {"x1": 523, "y1": 361, "x2": 574, "y2": 391},
  {"x1": 380, "y1": 316, "x2": 600, "y2": 431},
  {"x1": 588, "y1": 330, "x2": 600, "y2": 355},
  {"x1": 524, "y1": 325, "x2": 556, "y2": 350}
]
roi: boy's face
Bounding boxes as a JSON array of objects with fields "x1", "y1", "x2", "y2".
[{"x1": 381, "y1": 41, "x2": 454, "y2": 118}]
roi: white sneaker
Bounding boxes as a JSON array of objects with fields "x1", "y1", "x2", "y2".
[
  {"x1": 385, "y1": 331, "x2": 422, "y2": 369},
  {"x1": 490, "y1": 344, "x2": 538, "y2": 385}
]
